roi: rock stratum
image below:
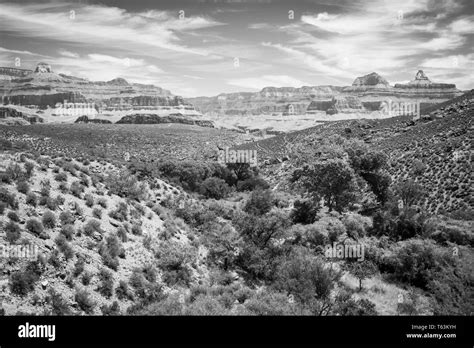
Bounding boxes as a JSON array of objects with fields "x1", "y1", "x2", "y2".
[
  {"x1": 188, "y1": 71, "x2": 463, "y2": 117},
  {"x1": 0, "y1": 62, "x2": 202, "y2": 122}
]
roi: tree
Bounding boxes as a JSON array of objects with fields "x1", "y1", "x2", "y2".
[
  {"x1": 294, "y1": 159, "x2": 358, "y2": 212},
  {"x1": 346, "y1": 260, "x2": 378, "y2": 291},
  {"x1": 395, "y1": 179, "x2": 425, "y2": 208},
  {"x1": 199, "y1": 177, "x2": 231, "y2": 199},
  {"x1": 243, "y1": 188, "x2": 274, "y2": 215}
]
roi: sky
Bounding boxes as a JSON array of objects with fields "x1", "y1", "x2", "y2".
[{"x1": 0, "y1": 0, "x2": 473, "y2": 97}]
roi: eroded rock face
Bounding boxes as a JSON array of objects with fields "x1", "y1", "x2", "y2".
[
  {"x1": 116, "y1": 113, "x2": 214, "y2": 127},
  {"x1": 351, "y1": 72, "x2": 390, "y2": 87},
  {"x1": 0, "y1": 62, "x2": 195, "y2": 112},
  {"x1": 188, "y1": 71, "x2": 463, "y2": 117}
]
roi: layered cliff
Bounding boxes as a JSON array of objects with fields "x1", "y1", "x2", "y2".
[
  {"x1": 0, "y1": 63, "x2": 193, "y2": 112},
  {"x1": 188, "y1": 71, "x2": 463, "y2": 117}
]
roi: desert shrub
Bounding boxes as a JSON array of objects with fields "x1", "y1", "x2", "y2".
[
  {"x1": 16, "y1": 181, "x2": 30, "y2": 195},
  {"x1": 131, "y1": 223, "x2": 142, "y2": 236},
  {"x1": 58, "y1": 182, "x2": 69, "y2": 193},
  {"x1": 26, "y1": 219, "x2": 44, "y2": 236},
  {"x1": 199, "y1": 177, "x2": 231, "y2": 199},
  {"x1": 54, "y1": 172, "x2": 68, "y2": 182},
  {"x1": 42, "y1": 210, "x2": 56, "y2": 229},
  {"x1": 97, "y1": 268, "x2": 114, "y2": 298},
  {"x1": 73, "y1": 257, "x2": 85, "y2": 277},
  {"x1": 3, "y1": 163, "x2": 24, "y2": 183},
  {"x1": 83, "y1": 219, "x2": 102, "y2": 236},
  {"x1": 333, "y1": 290, "x2": 377, "y2": 315},
  {"x1": 106, "y1": 170, "x2": 148, "y2": 201},
  {"x1": 97, "y1": 197, "x2": 108, "y2": 208},
  {"x1": 236, "y1": 176, "x2": 270, "y2": 192},
  {"x1": 381, "y1": 240, "x2": 450, "y2": 289},
  {"x1": 70, "y1": 181, "x2": 84, "y2": 198},
  {"x1": 116, "y1": 280, "x2": 134, "y2": 301},
  {"x1": 243, "y1": 189, "x2": 274, "y2": 215},
  {"x1": 109, "y1": 202, "x2": 128, "y2": 222},
  {"x1": 9, "y1": 261, "x2": 43, "y2": 296},
  {"x1": 25, "y1": 192, "x2": 37, "y2": 207},
  {"x1": 81, "y1": 272, "x2": 92, "y2": 286},
  {"x1": 343, "y1": 213, "x2": 373, "y2": 239},
  {"x1": 75, "y1": 289, "x2": 95, "y2": 314},
  {"x1": 0, "y1": 188, "x2": 18, "y2": 209},
  {"x1": 99, "y1": 234, "x2": 123, "y2": 271},
  {"x1": 45, "y1": 196, "x2": 59, "y2": 211},
  {"x1": 185, "y1": 295, "x2": 228, "y2": 315},
  {"x1": 155, "y1": 241, "x2": 196, "y2": 286},
  {"x1": 79, "y1": 173, "x2": 90, "y2": 187},
  {"x1": 7, "y1": 211, "x2": 20, "y2": 222},
  {"x1": 5, "y1": 221, "x2": 21, "y2": 243},
  {"x1": 0, "y1": 202, "x2": 6, "y2": 215},
  {"x1": 117, "y1": 226, "x2": 128, "y2": 242},
  {"x1": 91, "y1": 207, "x2": 101, "y2": 219},
  {"x1": 24, "y1": 161, "x2": 35, "y2": 178},
  {"x1": 48, "y1": 249, "x2": 61, "y2": 269},
  {"x1": 274, "y1": 248, "x2": 337, "y2": 306},
  {"x1": 289, "y1": 224, "x2": 329, "y2": 249},
  {"x1": 55, "y1": 235, "x2": 74, "y2": 259},
  {"x1": 48, "y1": 289, "x2": 71, "y2": 315},
  {"x1": 244, "y1": 291, "x2": 300, "y2": 315},
  {"x1": 290, "y1": 199, "x2": 319, "y2": 224},
  {"x1": 84, "y1": 193, "x2": 94, "y2": 207},
  {"x1": 59, "y1": 210, "x2": 75, "y2": 226},
  {"x1": 101, "y1": 301, "x2": 120, "y2": 315}
]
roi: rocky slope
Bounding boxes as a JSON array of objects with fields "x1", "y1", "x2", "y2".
[{"x1": 188, "y1": 71, "x2": 463, "y2": 117}]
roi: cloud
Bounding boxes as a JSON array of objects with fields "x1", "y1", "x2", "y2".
[
  {"x1": 228, "y1": 75, "x2": 311, "y2": 90},
  {"x1": 58, "y1": 49, "x2": 79, "y2": 58}
]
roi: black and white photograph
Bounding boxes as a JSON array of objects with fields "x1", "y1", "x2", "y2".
[{"x1": 0, "y1": 0, "x2": 472, "y2": 346}]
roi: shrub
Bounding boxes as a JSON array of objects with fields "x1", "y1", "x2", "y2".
[
  {"x1": 97, "y1": 268, "x2": 114, "y2": 298},
  {"x1": 16, "y1": 181, "x2": 30, "y2": 195},
  {"x1": 75, "y1": 289, "x2": 95, "y2": 314},
  {"x1": 73, "y1": 257, "x2": 85, "y2": 277},
  {"x1": 156, "y1": 241, "x2": 196, "y2": 286},
  {"x1": 236, "y1": 176, "x2": 270, "y2": 192},
  {"x1": 109, "y1": 202, "x2": 128, "y2": 222},
  {"x1": 59, "y1": 210, "x2": 75, "y2": 226},
  {"x1": 84, "y1": 193, "x2": 94, "y2": 207},
  {"x1": 55, "y1": 234, "x2": 74, "y2": 259},
  {"x1": 97, "y1": 197, "x2": 108, "y2": 208},
  {"x1": 117, "y1": 226, "x2": 128, "y2": 242},
  {"x1": 290, "y1": 199, "x2": 319, "y2": 224},
  {"x1": 9, "y1": 262, "x2": 43, "y2": 296},
  {"x1": 70, "y1": 181, "x2": 84, "y2": 198},
  {"x1": 48, "y1": 289, "x2": 71, "y2": 315},
  {"x1": 0, "y1": 188, "x2": 18, "y2": 209},
  {"x1": 199, "y1": 177, "x2": 231, "y2": 199},
  {"x1": 25, "y1": 192, "x2": 37, "y2": 207},
  {"x1": 116, "y1": 280, "x2": 134, "y2": 301},
  {"x1": 5, "y1": 221, "x2": 21, "y2": 243},
  {"x1": 92, "y1": 207, "x2": 102, "y2": 219},
  {"x1": 24, "y1": 161, "x2": 35, "y2": 178},
  {"x1": 82, "y1": 272, "x2": 92, "y2": 286},
  {"x1": 26, "y1": 219, "x2": 44, "y2": 236},
  {"x1": 101, "y1": 301, "x2": 120, "y2": 315},
  {"x1": 58, "y1": 182, "x2": 69, "y2": 193},
  {"x1": 42, "y1": 210, "x2": 56, "y2": 229},
  {"x1": 83, "y1": 219, "x2": 102, "y2": 236},
  {"x1": 131, "y1": 223, "x2": 142, "y2": 236},
  {"x1": 54, "y1": 172, "x2": 68, "y2": 182},
  {"x1": 106, "y1": 170, "x2": 148, "y2": 201},
  {"x1": 7, "y1": 211, "x2": 20, "y2": 222},
  {"x1": 243, "y1": 189, "x2": 274, "y2": 215},
  {"x1": 0, "y1": 202, "x2": 6, "y2": 215},
  {"x1": 244, "y1": 291, "x2": 299, "y2": 315}
]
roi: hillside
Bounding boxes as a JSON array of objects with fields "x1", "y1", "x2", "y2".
[{"x1": 235, "y1": 91, "x2": 473, "y2": 214}]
